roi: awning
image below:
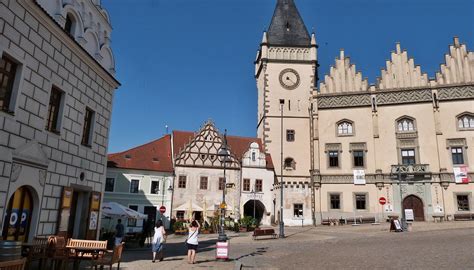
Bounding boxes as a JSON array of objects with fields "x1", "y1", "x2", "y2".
[
  {"x1": 174, "y1": 202, "x2": 203, "y2": 212},
  {"x1": 102, "y1": 202, "x2": 148, "y2": 219}
]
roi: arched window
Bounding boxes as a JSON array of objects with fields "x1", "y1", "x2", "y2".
[
  {"x1": 458, "y1": 114, "x2": 474, "y2": 129},
  {"x1": 337, "y1": 121, "x2": 353, "y2": 135},
  {"x1": 64, "y1": 13, "x2": 75, "y2": 35},
  {"x1": 397, "y1": 118, "x2": 415, "y2": 132},
  {"x1": 284, "y1": 158, "x2": 295, "y2": 170}
]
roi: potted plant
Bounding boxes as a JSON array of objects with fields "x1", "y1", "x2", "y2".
[{"x1": 173, "y1": 221, "x2": 187, "y2": 235}]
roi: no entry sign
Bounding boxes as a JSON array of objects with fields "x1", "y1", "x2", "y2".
[
  {"x1": 379, "y1": 197, "x2": 387, "y2": 205},
  {"x1": 159, "y1": 206, "x2": 166, "y2": 214}
]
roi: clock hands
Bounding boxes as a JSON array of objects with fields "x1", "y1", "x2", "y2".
[{"x1": 286, "y1": 76, "x2": 295, "y2": 84}]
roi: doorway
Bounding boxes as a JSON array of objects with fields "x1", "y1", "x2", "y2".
[
  {"x1": 2, "y1": 186, "x2": 33, "y2": 242},
  {"x1": 67, "y1": 190, "x2": 90, "y2": 239},
  {"x1": 403, "y1": 195, "x2": 425, "y2": 221},
  {"x1": 243, "y1": 200, "x2": 265, "y2": 224},
  {"x1": 193, "y1": 211, "x2": 202, "y2": 221}
]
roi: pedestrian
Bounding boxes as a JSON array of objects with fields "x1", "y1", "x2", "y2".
[
  {"x1": 186, "y1": 219, "x2": 200, "y2": 264},
  {"x1": 115, "y1": 219, "x2": 124, "y2": 246},
  {"x1": 152, "y1": 220, "x2": 166, "y2": 263}
]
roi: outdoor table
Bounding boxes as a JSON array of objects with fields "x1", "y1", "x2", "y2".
[{"x1": 66, "y1": 245, "x2": 107, "y2": 270}]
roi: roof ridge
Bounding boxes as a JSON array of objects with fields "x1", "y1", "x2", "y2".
[{"x1": 108, "y1": 134, "x2": 170, "y2": 156}]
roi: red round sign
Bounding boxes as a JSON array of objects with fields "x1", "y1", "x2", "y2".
[
  {"x1": 159, "y1": 206, "x2": 166, "y2": 214},
  {"x1": 379, "y1": 197, "x2": 387, "y2": 205}
]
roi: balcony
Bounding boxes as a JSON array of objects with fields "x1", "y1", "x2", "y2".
[{"x1": 391, "y1": 164, "x2": 431, "y2": 181}]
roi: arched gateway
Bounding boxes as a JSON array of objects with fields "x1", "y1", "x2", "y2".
[{"x1": 243, "y1": 200, "x2": 265, "y2": 223}]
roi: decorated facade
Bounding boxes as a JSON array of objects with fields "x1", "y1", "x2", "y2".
[{"x1": 256, "y1": 0, "x2": 474, "y2": 225}]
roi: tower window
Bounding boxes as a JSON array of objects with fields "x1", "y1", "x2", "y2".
[
  {"x1": 286, "y1": 130, "x2": 295, "y2": 142},
  {"x1": 284, "y1": 158, "x2": 295, "y2": 170}
]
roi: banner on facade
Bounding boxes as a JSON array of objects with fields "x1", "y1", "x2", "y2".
[
  {"x1": 353, "y1": 170, "x2": 366, "y2": 185},
  {"x1": 453, "y1": 166, "x2": 470, "y2": 184}
]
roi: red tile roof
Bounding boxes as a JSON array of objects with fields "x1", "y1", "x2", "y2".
[{"x1": 107, "y1": 135, "x2": 174, "y2": 172}]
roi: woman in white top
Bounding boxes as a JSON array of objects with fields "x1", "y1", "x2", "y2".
[
  {"x1": 186, "y1": 219, "x2": 200, "y2": 264},
  {"x1": 152, "y1": 220, "x2": 166, "y2": 263}
]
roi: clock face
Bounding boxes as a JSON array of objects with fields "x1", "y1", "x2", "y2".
[{"x1": 279, "y1": 68, "x2": 300, "y2": 90}]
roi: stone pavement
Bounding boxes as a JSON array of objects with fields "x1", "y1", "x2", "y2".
[{"x1": 115, "y1": 221, "x2": 474, "y2": 269}]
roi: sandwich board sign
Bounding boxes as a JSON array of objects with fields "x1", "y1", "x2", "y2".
[{"x1": 405, "y1": 209, "x2": 414, "y2": 222}]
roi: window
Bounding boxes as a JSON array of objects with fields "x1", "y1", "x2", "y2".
[
  {"x1": 0, "y1": 55, "x2": 18, "y2": 112},
  {"x1": 451, "y1": 147, "x2": 464, "y2": 165},
  {"x1": 105, "y1": 177, "x2": 115, "y2": 192},
  {"x1": 130, "y1": 179, "x2": 139, "y2": 193},
  {"x1": 355, "y1": 194, "x2": 367, "y2": 210},
  {"x1": 397, "y1": 118, "x2": 415, "y2": 132},
  {"x1": 128, "y1": 205, "x2": 138, "y2": 227},
  {"x1": 286, "y1": 130, "x2": 295, "y2": 142},
  {"x1": 81, "y1": 107, "x2": 94, "y2": 146},
  {"x1": 64, "y1": 13, "x2": 75, "y2": 35},
  {"x1": 353, "y1": 150, "x2": 364, "y2": 167},
  {"x1": 293, "y1": 204, "x2": 303, "y2": 217},
  {"x1": 218, "y1": 177, "x2": 225, "y2": 191},
  {"x1": 46, "y1": 87, "x2": 63, "y2": 134},
  {"x1": 200, "y1": 176, "x2": 208, "y2": 190},
  {"x1": 337, "y1": 121, "x2": 353, "y2": 135},
  {"x1": 151, "y1": 181, "x2": 159, "y2": 194},
  {"x1": 251, "y1": 152, "x2": 256, "y2": 161},
  {"x1": 177, "y1": 211, "x2": 185, "y2": 220},
  {"x1": 328, "y1": 151, "x2": 339, "y2": 167},
  {"x1": 243, "y1": 178, "x2": 250, "y2": 191},
  {"x1": 255, "y1": 179, "x2": 263, "y2": 192},
  {"x1": 330, "y1": 194, "x2": 340, "y2": 209},
  {"x1": 178, "y1": 175, "x2": 186, "y2": 189},
  {"x1": 401, "y1": 149, "x2": 416, "y2": 165},
  {"x1": 284, "y1": 158, "x2": 295, "y2": 170},
  {"x1": 457, "y1": 195, "x2": 469, "y2": 211},
  {"x1": 458, "y1": 114, "x2": 474, "y2": 129}
]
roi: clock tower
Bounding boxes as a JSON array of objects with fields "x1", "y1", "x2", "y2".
[{"x1": 255, "y1": 0, "x2": 318, "y2": 186}]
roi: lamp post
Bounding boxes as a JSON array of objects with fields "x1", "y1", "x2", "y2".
[
  {"x1": 279, "y1": 99, "x2": 285, "y2": 238},
  {"x1": 217, "y1": 130, "x2": 230, "y2": 242}
]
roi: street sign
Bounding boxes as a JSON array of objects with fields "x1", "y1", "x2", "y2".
[
  {"x1": 379, "y1": 197, "x2": 387, "y2": 205},
  {"x1": 159, "y1": 206, "x2": 166, "y2": 214},
  {"x1": 216, "y1": 241, "x2": 229, "y2": 260}
]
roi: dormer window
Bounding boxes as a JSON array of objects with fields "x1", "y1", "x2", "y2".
[
  {"x1": 397, "y1": 118, "x2": 415, "y2": 132},
  {"x1": 337, "y1": 120, "x2": 353, "y2": 136},
  {"x1": 124, "y1": 154, "x2": 131, "y2": 159},
  {"x1": 458, "y1": 114, "x2": 474, "y2": 129},
  {"x1": 252, "y1": 152, "x2": 256, "y2": 162},
  {"x1": 64, "y1": 13, "x2": 75, "y2": 36}
]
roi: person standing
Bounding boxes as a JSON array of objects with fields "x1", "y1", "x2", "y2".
[
  {"x1": 115, "y1": 219, "x2": 125, "y2": 246},
  {"x1": 186, "y1": 220, "x2": 200, "y2": 264},
  {"x1": 152, "y1": 220, "x2": 166, "y2": 262}
]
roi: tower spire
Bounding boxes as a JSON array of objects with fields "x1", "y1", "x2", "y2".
[{"x1": 267, "y1": 0, "x2": 310, "y2": 47}]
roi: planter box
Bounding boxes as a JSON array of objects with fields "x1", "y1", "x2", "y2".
[{"x1": 174, "y1": 230, "x2": 187, "y2": 235}]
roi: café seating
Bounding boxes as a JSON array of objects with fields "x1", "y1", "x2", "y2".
[
  {"x1": 0, "y1": 258, "x2": 27, "y2": 270},
  {"x1": 25, "y1": 237, "x2": 49, "y2": 269},
  {"x1": 47, "y1": 236, "x2": 70, "y2": 270},
  {"x1": 89, "y1": 243, "x2": 124, "y2": 270}
]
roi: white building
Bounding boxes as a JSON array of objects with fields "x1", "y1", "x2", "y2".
[
  {"x1": 105, "y1": 135, "x2": 174, "y2": 230},
  {"x1": 0, "y1": 0, "x2": 119, "y2": 241}
]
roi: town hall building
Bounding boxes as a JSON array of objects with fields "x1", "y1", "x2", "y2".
[{"x1": 256, "y1": 0, "x2": 473, "y2": 226}]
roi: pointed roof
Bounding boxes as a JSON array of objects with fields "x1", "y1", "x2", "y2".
[{"x1": 267, "y1": 0, "x2": 310, "y2": 47}]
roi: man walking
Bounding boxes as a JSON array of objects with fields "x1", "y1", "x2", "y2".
[{"x1": 115, "y1": 219, "x2": 125, "y2": 246}]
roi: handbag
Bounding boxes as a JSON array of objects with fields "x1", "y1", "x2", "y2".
[{"x1": 184, "y1": 230, "x2": 197, "y2": 246}]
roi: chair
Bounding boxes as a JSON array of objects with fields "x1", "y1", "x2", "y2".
[
  {"x1": 90, "y1": 243, "x2": 124, "y2": 270},
  {"x1": 0, "y1": 258, "x2": 27, "y2": 270},
  {"x1": 26, "y1": 237, "x2": 49, "y2": 269},
  {"x1": 47, "y1": 236, "x2": 70, "y2": 270}
]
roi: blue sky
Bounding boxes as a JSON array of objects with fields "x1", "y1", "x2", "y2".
[{"x1": 103, "y1": 0, "x2": 474, "y2": 153}]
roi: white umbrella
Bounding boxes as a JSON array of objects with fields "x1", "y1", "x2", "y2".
[{"x1": 102, "y1": 202, "x2": 148, "y2": 219}]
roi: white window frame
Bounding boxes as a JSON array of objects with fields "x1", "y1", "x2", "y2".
[{"x1": 130, "y1": 179, "x2": 140, "y2": 193}]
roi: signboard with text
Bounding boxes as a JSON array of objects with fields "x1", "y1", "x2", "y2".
[
  {"x1": 454, "y1": 166, "x2": 470, "y2": 184},
  {"x1": 405, "y1": 209, "x2": 414, "y2": 222},
  {"x1": 353, "y1": 170, "x2": 366, "y2": 185}
]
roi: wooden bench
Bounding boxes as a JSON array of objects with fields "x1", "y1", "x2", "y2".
[
  {"x1": 26, "y1": 237, "x2": 49, "y2": 269},
  {"x1": 453, "y1": 213, "x2": 474, "y2": 221},
  {"x1": 67, "y1": 239, "x2": 108, "y2": 259},
  {"x1": 252, "y1": 228, "x2": 277, "y2": 240}
]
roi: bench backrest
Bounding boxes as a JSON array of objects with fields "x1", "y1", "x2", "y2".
[
  {"x1": 0, "y1": 258, "x2": 26, "y2": 270},
  {"x1": 67, "y1": 239, "x2": 107, "y2": 249},
  {"x1": 29, "y1": 237, "x2": 49, "y2": 256}
]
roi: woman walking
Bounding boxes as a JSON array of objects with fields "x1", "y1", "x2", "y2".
[
  {"x1": 186, "y1": 219, "x2": 200, "y2": 264},
  {"x1": 152, "y1": 220, "x2": 166, "y2": 262}
]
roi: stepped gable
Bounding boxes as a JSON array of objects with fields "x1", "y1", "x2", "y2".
[
  {"x1": 377, "y1": 43, "x2": 428, "y2": 90},
  {"x1": 435, "y1": 37, "x2": 474, "y2": 85},
  {"x1": 107, "y1": 135, "x2": 173, "y2": 172},
  {"x1": 319, "y1": 50, "x2": 368, "y2": 94}
]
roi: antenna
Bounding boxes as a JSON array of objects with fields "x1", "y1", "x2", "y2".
[{"x1": 165, "y1": 125, "x2": 169, "y2": 135}]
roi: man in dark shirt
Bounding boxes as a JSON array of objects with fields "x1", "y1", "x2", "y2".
[{"x1": 115, "y1": 219, "x2": 125, "y2": 246}]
